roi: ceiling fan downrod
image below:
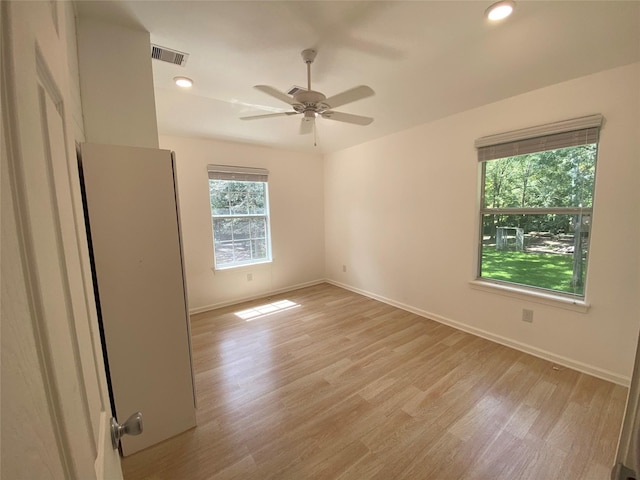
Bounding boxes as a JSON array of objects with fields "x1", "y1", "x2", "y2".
[{"x1": 301, "y1": 48, "x2": 317, "y2": 92}]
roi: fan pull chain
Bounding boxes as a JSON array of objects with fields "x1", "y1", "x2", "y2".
[{"x1": 313, "y1": 119, "x2": 317, "y2": 147}]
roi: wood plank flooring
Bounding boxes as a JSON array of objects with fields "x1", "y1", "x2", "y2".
[{"x1": 122, "y1": 283, "x2": 627, "y2": 480}]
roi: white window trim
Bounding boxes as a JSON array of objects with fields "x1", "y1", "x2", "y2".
[
  {"x1": 211, "y1": 258, "x2": 273, "y2": 274},
  {"x1": 469, "y1": 279, "x2": 590, "y2": 313},
  {"x1": 208, "y1": 164, "x2": 272, "y2": 270},
  {"x1": 475, "y1": 114, "x2": 603, "y2": 302}
]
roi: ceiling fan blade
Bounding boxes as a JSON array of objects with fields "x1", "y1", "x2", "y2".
[
  {"x1": 321, "y1": 111, "x2": 373, "y2": 126},
  {"x1": 323, "y1": 85, "x2": 374, "y2": 109},
  {"x1": 299, "y1": 118, "x2": 314, "y2": 135},
  {"x1": 254, "y1": 85, "x2": 295, "y2": 106},
  {"x1": 240, "y1": 111, "x2": 298, "y2": 120}
]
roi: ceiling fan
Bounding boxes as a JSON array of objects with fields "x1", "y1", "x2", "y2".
[{"x1": 240, "y1": 49, "x2": 374, "y2": 136}]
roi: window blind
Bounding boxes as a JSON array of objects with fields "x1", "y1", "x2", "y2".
[
  {"x1": 207, "y1": 164, "x2": 269, "y2": 182},
  {"x1": 475, "y1": 114, "x2": 603, "y2": 162}
]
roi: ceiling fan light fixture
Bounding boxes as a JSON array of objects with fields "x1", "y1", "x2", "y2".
[
  {"x1": 485, "y1": 0, "x2": 515, "y2": 21},
  {"x1": 174, "y1": 76, "x2": 193, "y2": 88}
]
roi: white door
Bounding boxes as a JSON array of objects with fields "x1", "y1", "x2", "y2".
[
  {"x1": 80, "y1": 143, "x2": 196, "y2": 456},
  {"x1": 2, "y1": 2, "x2": 122, "y2": 478}
]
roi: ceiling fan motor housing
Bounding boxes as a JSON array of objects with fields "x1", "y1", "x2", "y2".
[{"x1": 293, "y1": 89, "x2": 327, "y2": 112}]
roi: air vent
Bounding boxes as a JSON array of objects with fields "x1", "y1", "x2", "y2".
[
  {"x1": 287, "y1": 85, "x2": 306, "y2": 95},
  {"x1": 151, "y1": 44, "x2": 189, "y2": 67}
]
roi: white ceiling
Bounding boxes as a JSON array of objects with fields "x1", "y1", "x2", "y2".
[{"x1": 76, "y1": 1, "x2": 640, "y2": 154}]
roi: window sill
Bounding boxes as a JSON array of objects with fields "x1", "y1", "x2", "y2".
[
  {"x1": 212, "y1": 260, "x2": 272, "y2": 273},
  {"x1": 469, "y1": 279, "x2": 590, "y2": 313}
]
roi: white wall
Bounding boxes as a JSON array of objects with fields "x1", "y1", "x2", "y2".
[
  {"x1": 324, "y1": 63, "x2": 640, "y2": 384},
  {"x1": 77, "y1": 17, "x2": 158, "y2": 148},
  {"x1": 160, "y1": 136, "x2": 325, "y2": 311}
]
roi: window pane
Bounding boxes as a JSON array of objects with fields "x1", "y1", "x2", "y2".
[
  {"x1": 250, "y1": 218, "x2": 266, "y2": 239},
  {"x1": 212, "y1": 205, "x2": 231, "y2": 216},
  {"x1": 250, "y1": 184, "x2": 266, "y2": 214},
  {"x1": 480, "y1": 213, "x2": 591, "y2": 295},
  {"x1": 213, "y1": 218, "x2": 233, "y2": 242},
  {"x1": 209, "y1": 179, "x2": 227, "y2": 197},
  {"x1": 252, "y1": 239, "x2": 267, "y2": 259},
  {"x1": 214, "y1": 241, "x2": 234, "y2": 266},
  {"x1": 246, "y1": 193, "x2": 265, "y2": 214},
  {"x1": 209, "y1": 180, "x2": 230, "y2": 215},
  {"x1": 227, "y1": 181, "x2": 247, "y2": 193},
  {"x1": 232, "y1": 218, "x2": 251, "y2": 240},
  {"x1": 233, "y1": 240, "x2": 251, "y2": 262},
  {"x1": 483, "y1": 145, "x2": 596, "y2": 209},
  {"x1": 229, "y1": 192, "x2": 248, "y2": 215}
]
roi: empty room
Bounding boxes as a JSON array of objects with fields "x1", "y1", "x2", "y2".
[{"x1": 2, "y1": 1, "x2": 639, "y2": 479}]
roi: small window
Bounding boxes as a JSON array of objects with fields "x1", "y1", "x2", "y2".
[
  {"x1": 476, "y1": 115, "x2": 602, "y2": 298},
  {"x1": 208, "y1": 165, "x2": 271, "y2": 269}
]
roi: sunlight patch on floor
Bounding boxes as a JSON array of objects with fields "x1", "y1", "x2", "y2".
[{"x1": 235, "y1": 300, "x2": 300, "y2": 321}]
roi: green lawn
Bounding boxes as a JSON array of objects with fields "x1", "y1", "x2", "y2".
[{"x1": 481, "y1": 248, "x2": 584, "y2": 295}]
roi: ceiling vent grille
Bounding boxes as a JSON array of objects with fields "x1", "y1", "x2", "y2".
[
  {"x1": 287, "y1": 85, "x2": 306, "y2": 95},
  {"x1": 151, "y1": 44, "x2": 189, "y2": 67}
]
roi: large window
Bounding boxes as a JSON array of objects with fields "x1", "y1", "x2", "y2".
[
  {"x1": 476, "y1": 115, "x2": 602, "y2": 297},
  {"x1": 208, "y1": 165, "x2": 271, "y2": 269}
]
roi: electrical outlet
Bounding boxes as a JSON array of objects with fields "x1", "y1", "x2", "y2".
[
  {"x1": 522, "y1": 309, "x2": 533, "y2": 323},
  {"x1": 342, "y1": 265, "x2": 347, "y2": 273},
  {"x1": 247, "y1": 273, "x2": 253, "y2": 281}
]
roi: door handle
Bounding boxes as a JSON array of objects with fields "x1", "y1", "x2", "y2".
[{"x1": 110, "y1": 412, "x2": 143, "y2": 449}]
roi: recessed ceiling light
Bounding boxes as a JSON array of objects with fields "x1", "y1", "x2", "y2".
[
  {"x1": 485, "y1": 0, "x2": 515, "y2": 21},
  {"x1": 174, "y1": 76, "x2": 193, "y2": 88}
]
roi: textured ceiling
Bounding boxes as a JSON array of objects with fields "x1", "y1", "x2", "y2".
[{"x1": 76, "y1": 1, "x2": 640, "y2": 154}]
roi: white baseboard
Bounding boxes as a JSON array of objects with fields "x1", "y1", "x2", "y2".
[
  {"x1": 325, "y1": 279, "x2": 630, "y2": 387},
  {"x1": 189, "y1": 279, "x2": 326, "y2": 315}
]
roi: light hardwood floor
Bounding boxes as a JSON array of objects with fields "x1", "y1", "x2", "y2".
[{"x1": 122, "y1": 283, "x2": 627, "y2": 480}]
